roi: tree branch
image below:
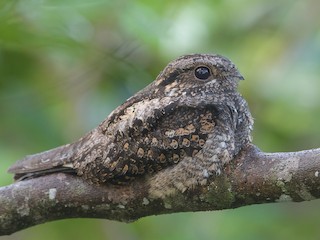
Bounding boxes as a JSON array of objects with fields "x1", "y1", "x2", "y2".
[{"x1": 1, "y1": 144, "x2": 320, "y2": 235}]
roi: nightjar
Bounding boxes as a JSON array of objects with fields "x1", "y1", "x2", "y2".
[{"x1": 8, "y1": 54, "x2": 253, "y2": 187}]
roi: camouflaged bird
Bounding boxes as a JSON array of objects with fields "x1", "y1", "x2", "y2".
[{"x1": 8, "y1": 54, "x2": 253, "y2": 186}]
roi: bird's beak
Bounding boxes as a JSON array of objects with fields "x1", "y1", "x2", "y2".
[{"x1": 235, "y1": 71, "x2": 245, "y2": 80}]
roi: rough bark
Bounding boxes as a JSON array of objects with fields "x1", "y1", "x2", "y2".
[{"x1": 1, "y1": 144, "x2": 320, "y2": 235}]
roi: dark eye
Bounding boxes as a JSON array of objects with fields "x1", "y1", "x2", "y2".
[{"x1": 194, "y1": 66, "x2": 211, "y2": 80}]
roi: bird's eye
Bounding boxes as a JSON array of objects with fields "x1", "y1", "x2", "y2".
[{"x1": 194, "y1": 66, "x2": 211, "y2": 80}]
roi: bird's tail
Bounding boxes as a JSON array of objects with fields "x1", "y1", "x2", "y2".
[{"x1": 8, "y1": 142, "x2": 80, "y2": 181}]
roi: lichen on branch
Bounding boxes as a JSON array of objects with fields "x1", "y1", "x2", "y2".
[{"x1": 1, "y1": 144, "x2": 320, "y2": 235}]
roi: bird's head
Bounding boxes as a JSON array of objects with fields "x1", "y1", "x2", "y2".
[{"x1": 149, "y1": 54, "x2": 244, "y2": 107}]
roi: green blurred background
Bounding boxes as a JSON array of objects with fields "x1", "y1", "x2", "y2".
[{"x1": 1, "y1": 0, "x2": 320, "y2": 239}]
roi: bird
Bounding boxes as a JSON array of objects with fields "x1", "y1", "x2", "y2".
[{"x1": 8, "y1": 54, "x2": 253, "y2": 187}]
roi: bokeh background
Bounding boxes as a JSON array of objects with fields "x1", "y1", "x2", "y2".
[{"x1": 1, "y1": 0, "x2": 320, "y2": 239}]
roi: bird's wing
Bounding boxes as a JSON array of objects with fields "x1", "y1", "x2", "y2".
[{"x1": 95, "y1": 103, "x2": 224, "y2": 183}]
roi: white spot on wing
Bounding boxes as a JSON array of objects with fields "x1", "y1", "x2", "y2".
[
  {"x1": 202, "y1": 169, "x2": 209, "y2": 178},
  {"x1": 116, "y1": 97, "x2": 172, "y2": 133},
  {"x1": 142, "y1": 197, "x2": 150, "y2": 205}
]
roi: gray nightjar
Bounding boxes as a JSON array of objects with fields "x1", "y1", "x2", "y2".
[{"x1": 8, "y1": 54, "x2": 253, "y2": 187}]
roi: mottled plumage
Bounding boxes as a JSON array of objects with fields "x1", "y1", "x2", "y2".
[{"x1": 8, "y1": 54, "x2": 253, "y2": 186}]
